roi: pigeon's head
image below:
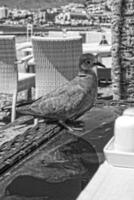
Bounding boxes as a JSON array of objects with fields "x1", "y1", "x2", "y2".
[{"x1": 79, "y1": 53, "x2": 105, "y2": 75}]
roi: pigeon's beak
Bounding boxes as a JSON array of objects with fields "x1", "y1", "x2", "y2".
[
  {"x1": 93, "y1": 54, "x2": 106, "y2": 68},
  {"x1": 94, "y1": 62, "x2": 106, "y2": 68},
  {"x1": 92, "y1": 60, "x2": 106, "y2": 76}
]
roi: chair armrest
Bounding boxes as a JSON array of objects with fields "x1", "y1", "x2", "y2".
[{"x1": 15, "y1": 54, "x2": 33, "y2": 64}]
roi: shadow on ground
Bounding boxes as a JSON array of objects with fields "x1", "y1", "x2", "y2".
[{"x1": 1, "y1": 135, "x2": 99, "y2": 200}]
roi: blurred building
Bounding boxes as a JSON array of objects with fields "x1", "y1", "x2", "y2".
[{"x1": 0, "y1": 6, "x2": 8, "y2": 19}]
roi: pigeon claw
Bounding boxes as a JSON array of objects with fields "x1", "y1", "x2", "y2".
[{"x1": 58, "y1": 120, "x2": 85, "y2": 133}]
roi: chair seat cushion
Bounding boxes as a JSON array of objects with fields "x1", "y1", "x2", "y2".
[{"x1": 18, "y1": 72, "x2": 35, "y2": 91}]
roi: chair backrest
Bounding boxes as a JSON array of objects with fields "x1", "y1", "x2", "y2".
[
  {"x1": 32, "y1": 36, "x2": 82, "y2": 98},
  {"x1": 0, "y1": 35, "x2": 18, "y2": 94}
]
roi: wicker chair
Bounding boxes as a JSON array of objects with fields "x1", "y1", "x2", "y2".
[
  {"x1": 31, "y1": 36, "x2": 82, "y2": 98},
  {"x1": 0, "y1": 35, "x2": 35, "y2": 122}
]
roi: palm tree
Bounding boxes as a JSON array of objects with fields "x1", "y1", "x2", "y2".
[{"x1": 112, "y1": 0, "x2": 134, "y2": 100}]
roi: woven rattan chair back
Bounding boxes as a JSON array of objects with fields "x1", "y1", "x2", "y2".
[
  {"x1": 0, "y1": 35, "x2": 18, "y2": 94},
  {"x1": 32, "y1": 36, "x2": 82, "y2": 98}
]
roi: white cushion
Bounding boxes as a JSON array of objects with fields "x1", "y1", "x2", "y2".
[{"x1": 18, "y1": 72, "x2": 35, "y2": 91}]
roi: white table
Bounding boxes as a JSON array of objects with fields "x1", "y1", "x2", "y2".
[
  {"x1": 83, "y1": 43, "x2": 111, "y2": 57},
  {"x1": 77, "y1": 161, "x2": 134, "y2": 200}
]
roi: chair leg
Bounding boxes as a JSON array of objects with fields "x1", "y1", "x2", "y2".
[
  {"x1": 11, "y1": 92, "x2": 17, "y2": 123},
  {"x1": 27, "y1": 88, "x2": 32, "y2": 101},
  {"x1": 34, "y1": 118, "x2": 38, "y2": 125},
  {"x1": 34, "y1": 92, "x2": 38, "y2": 125}
]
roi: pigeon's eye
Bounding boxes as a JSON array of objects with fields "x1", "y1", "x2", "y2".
[{"x1": 86, "y1": 60, "x2": 90, "y2": 64}]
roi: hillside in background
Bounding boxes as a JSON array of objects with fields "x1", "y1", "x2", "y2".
[{"x1": 0, "y1": 0, "x2": 86, "y2": 9}]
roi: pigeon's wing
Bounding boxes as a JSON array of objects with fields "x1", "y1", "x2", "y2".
[
  {"x1": 16, "y1": 81, "x2": 70, "y2": 116},
  {"x1": 30, "y1": 84, "x2": 86, "y2": 119}
]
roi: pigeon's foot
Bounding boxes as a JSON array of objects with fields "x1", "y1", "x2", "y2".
[
  {"x1": 58, "y1": 120, "x2": 74, "y2": 132},
  {"x1": 58, "y1": 120, "x2": 85, "y2": 132},
  {"x1": 40, "y1": 119, "x2": 85, "y2": 132},
  {"x1": 66, "y1": 119, "x2": 85, "y2": 132},
  {"x1": 66, "y1": 119, "x2": 85, "y2": 127}
]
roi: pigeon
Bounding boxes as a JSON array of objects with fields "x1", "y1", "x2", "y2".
[{"x1": 17, "y1": 53, "x2": 105, "y2": 131}]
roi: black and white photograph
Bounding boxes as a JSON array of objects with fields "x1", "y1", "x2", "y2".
[{"x1": 0, "y1": 0, "x2": 133, "y2": 199}]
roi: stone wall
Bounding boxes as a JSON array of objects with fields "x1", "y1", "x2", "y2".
[{"x1": 112, "y1": 0, "x2": 134, "y2": 100}]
